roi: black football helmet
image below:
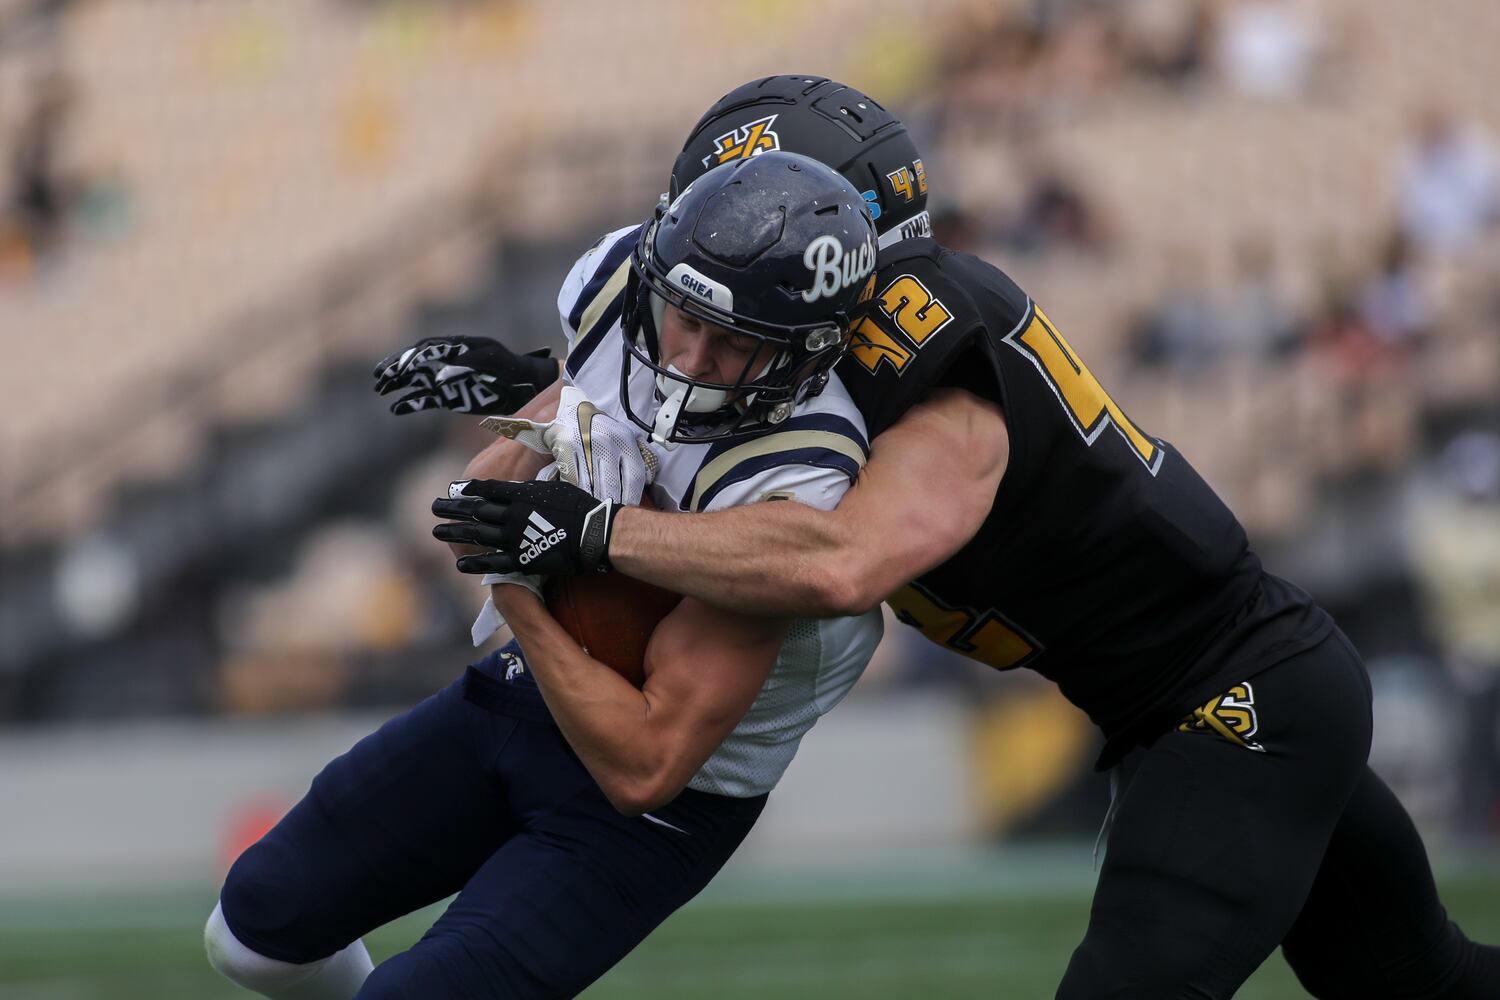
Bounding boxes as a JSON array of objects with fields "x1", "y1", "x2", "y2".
[
  {"x1": 671, "y1": 75, "x2": 930, "y2": 250},
  {"x1": 621, "y1": 150, "x2": 877, "y2": 446}
]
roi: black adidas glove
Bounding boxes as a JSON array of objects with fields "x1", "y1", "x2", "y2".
[
  {"x1": 433, "y1": 479, "x2": 617, "y2": 575},
  {"x1": 373, "y1": 336, "x2": 557, "y2": 416}
]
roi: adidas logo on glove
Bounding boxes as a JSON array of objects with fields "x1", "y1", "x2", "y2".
[{"x1": 519, "y1": 511, "x2": 567, "y2": 567}]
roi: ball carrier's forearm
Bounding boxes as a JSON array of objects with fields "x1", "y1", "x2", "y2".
[
  {"x1": 494, "y1": 586, "x2": 779, "y2": 816},
  {"x1": 498, "y1": 593, "x2": 665, "y2": 810}
]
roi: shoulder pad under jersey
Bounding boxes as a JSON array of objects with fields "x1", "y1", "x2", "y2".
[{"x1": 837, "y1": 241, "x2": 1029, "y2": 437}]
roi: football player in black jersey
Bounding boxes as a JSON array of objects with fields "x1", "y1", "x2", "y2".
[{"x1": 429, "y1": 78, "x2": 1500, "y2": 999}]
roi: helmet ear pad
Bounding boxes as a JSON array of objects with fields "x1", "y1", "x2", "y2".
[{"x1": 621, "y1": 267, "x2": 662, "y2": 362}]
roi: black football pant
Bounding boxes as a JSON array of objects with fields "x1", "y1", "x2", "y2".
[{"x1": 1057, "y1": 629, "x2": 1500, "y2": 999}]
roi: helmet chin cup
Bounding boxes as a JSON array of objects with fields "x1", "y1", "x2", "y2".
[{"x1": 656, "y1": 365, "x2": 731, "y2": 414}]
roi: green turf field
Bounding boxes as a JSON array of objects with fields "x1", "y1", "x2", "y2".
[{"x1": 3, "y1": 851, "x2": 1497, "y2": 998}]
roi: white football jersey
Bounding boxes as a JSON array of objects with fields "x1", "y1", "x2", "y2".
[{"x1": 553, "y1": 224, "x2": 884, "y2": 798}]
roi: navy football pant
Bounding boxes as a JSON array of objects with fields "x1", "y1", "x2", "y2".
[
  {"x1": 1058, "y1": 629, "x2": 1498, "y2": 999},
  {"x1": 218, "y1": 645, "x2": 766, "y2": 999}
]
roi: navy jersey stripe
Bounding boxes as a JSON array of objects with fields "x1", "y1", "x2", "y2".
[
  {"x1": 563, "y1": 227, "x2": 639, "y2": 380},
  {"x1": 694, "y1": 412, "x2": 870, "y2": 468},
  {"x1": 681, "y1": 411, "x2": 869, "y2": 510},
  {"x1": 566, "y1": 226, "x2": 640, "y2": 334},
  {"x1": 772, "y1": 412, "x2": 870, "y2": 457},
  {"x1": 690, "y1": 446, "x2": 864, "y2": 512},
  {"x1": 565, "y1": 296, "x2": 625, "y2": 379}
]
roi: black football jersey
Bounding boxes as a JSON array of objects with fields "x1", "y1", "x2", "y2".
[{"x1": 835, "y1": 239, "x2": 1331, "y2": 766}]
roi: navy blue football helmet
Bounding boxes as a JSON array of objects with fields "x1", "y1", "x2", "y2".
[
  {"x1": 671, "y1": 76, "x2": 930, "y2": 250},
  {"x1": 621, "y1": 151, "x2": 877, "y2": 445}
]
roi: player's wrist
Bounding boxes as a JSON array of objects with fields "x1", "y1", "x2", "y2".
[
  {"x1": 582, "y1": 498, "x2": 618, "y2": 573},
  {"x1": 598, "y1": 504, "x2": 645, "y2": 574},
  {"x1": 492, "y1": 582, "x2": 546, "y2": 619}
]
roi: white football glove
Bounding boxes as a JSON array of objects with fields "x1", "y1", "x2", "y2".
[{"x1": 480, "y1": 386, "x2": 657, "y2": 505}]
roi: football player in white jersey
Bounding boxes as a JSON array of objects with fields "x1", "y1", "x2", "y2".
[{"x1": 205, "y1": 151, "x2": 884, "y2": 999}]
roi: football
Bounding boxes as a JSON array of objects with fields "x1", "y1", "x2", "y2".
[{"x1": 543, "y1": 496, "x2": 681, "y2": 687}]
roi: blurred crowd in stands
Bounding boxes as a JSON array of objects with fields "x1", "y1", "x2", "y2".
[
  {"x1": 0, "y1": 4, "x2": 131, "y2": 283},
  {"x1": 2, "y1": 0, "x2": 1498, "y2": 839},
  {"x1": 932, "y1": 0, "x2": 1357, "y2": 133}
]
